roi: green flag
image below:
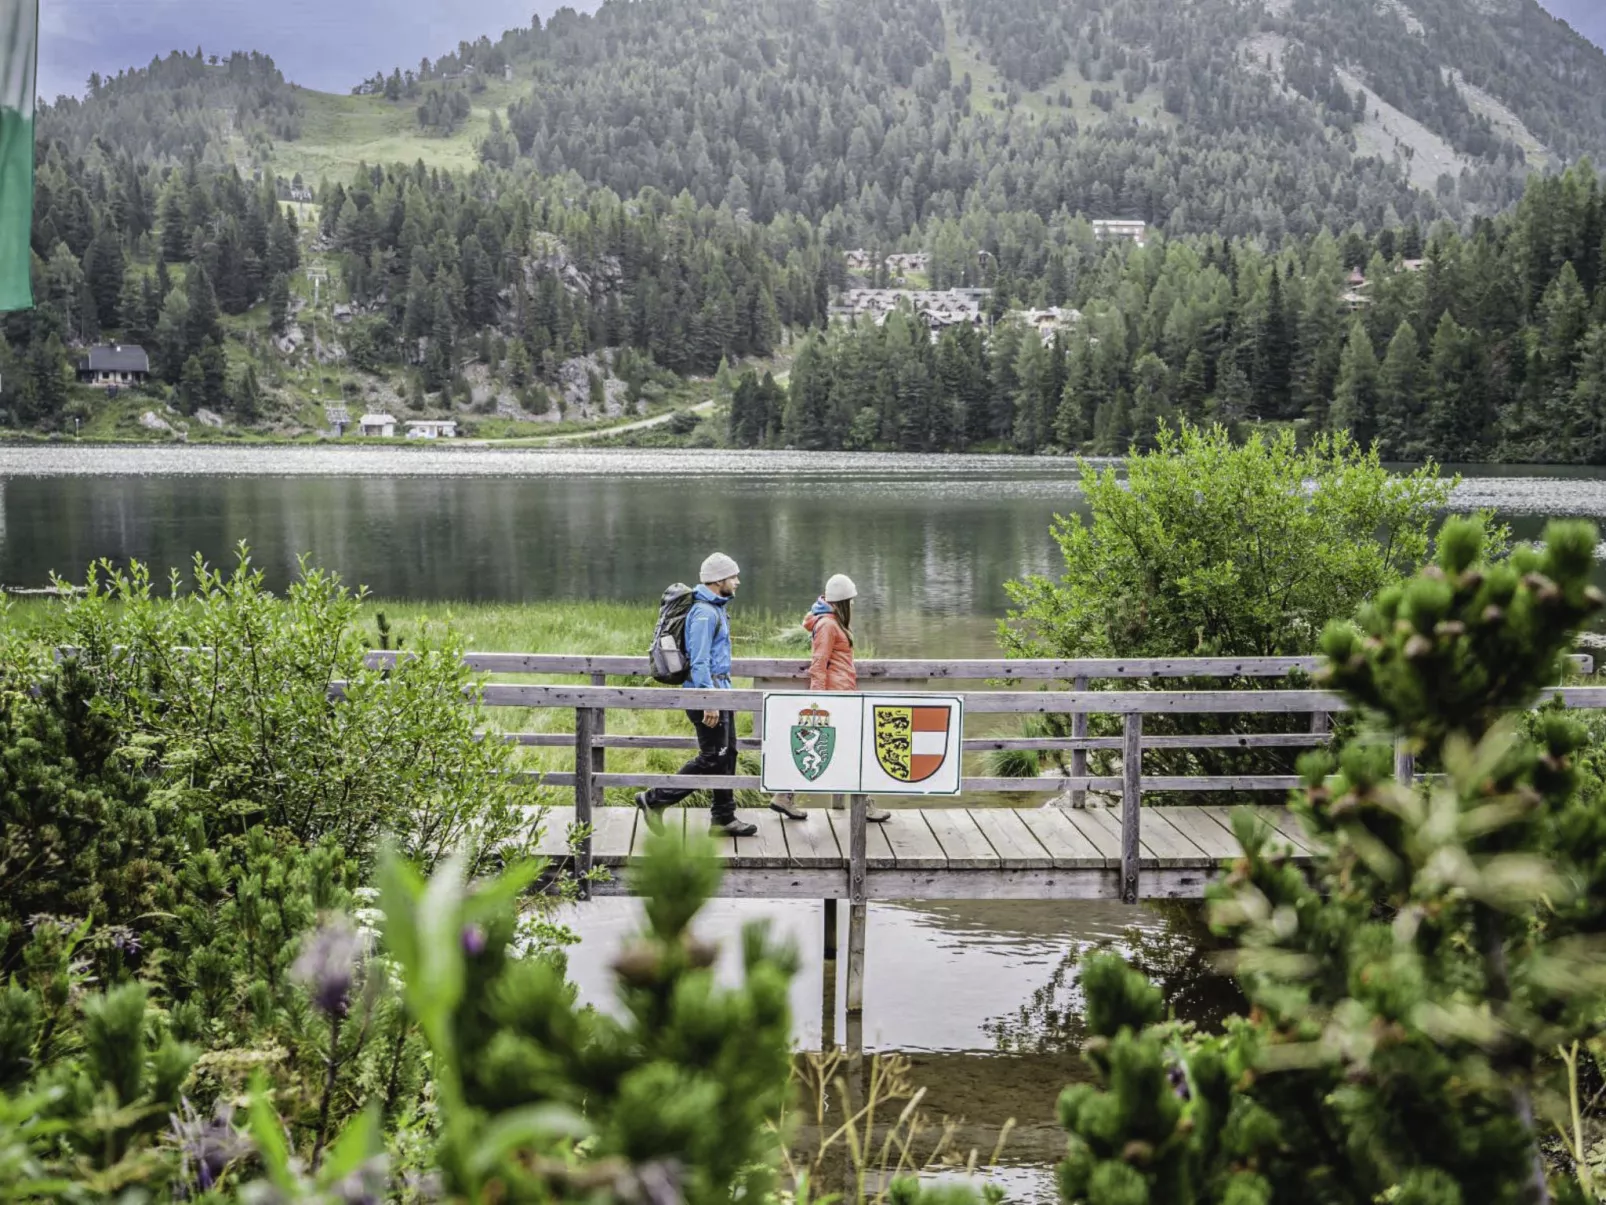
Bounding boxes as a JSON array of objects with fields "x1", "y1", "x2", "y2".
[{"x1": 0, "y1": 0, "x2": 34, "y2": 312}]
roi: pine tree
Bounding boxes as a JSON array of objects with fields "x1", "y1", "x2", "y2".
[
  {"x1": 267, "y1": 273, "x2": 290, "y2": 336},
  {"x1": 234, "y1": 363, "x2": 262, "y2": 422},
  {"x1": 178, "y1": 355, "x2": 206, "y2": 415},
  {"x1": 783, "y1": 339, "x2": 835, "y2": 450},
  {"x1": 1329, "y1": 318, "x2": 1380, "y2": 448},
  {"x1": 1375, "y1": 320, "x2": 1422, "y2": 459},
  {"x1": 1127, "y1": 352, "x2": 1171, "y2": 451}
]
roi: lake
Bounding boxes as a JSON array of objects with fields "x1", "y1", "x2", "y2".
[
  {"x1": 5, "y1": 445, "x2": 1606, "y2": 1197},
  {"x1": 3, "y1": 446, "x2": 1606, "y2": 654}
]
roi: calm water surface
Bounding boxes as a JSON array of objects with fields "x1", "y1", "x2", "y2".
[
  {"x1": 5, "y1": 446, "x2": 1605, "y2": 1195},
  {"x1": 2, "y1": 447, "x2": 1604, "y2": 652}
]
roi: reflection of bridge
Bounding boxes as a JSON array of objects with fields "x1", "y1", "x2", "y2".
[{"x1": 366, "y1": 650, "x2": 1601, "y2": 1022}]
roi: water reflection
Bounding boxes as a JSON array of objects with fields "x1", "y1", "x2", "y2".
[
  {"x1": 551, "y1": 892, "x2": 1222, "y2": 1200},
  {"x1": 5, "y1": 449, "x2": 1606, "y2": 653}
]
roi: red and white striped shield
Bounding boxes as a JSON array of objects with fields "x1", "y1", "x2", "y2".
[{"x1": 872, "y1": 704, "x2": 952, "y2": 783}]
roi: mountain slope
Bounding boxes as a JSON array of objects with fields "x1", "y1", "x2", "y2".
[
  {"x1": 38, "y1": 0, "x2": 1606, "y2": 242},
  {"x1": 380, "y1": 0, "x2": 1606, "y2": 239}
]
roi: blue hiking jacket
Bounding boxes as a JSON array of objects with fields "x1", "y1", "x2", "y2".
[{"x1": 685, "y1": 585, "x2": 732, "y2": 690}]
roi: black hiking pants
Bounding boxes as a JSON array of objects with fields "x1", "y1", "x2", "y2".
[{"x1": 644, "y1": 709, "x2": 737, "y2": 822}]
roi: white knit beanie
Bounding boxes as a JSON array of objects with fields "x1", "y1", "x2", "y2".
[
  {"x1": 700, "y1": 552, "x2": 740, "y2": 583},
  {"x1": 824, "y1": 574, "x2": 857, "y2": 602}
]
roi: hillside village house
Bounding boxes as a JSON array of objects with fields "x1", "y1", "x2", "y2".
[
  {"x1": 831, "y1": 288, "x2": 989, "y2": 341},
  {"x1": 76, "y1": 344, "x2": 150, "y2": 390},
  {"x1": 405, "y1": 419, "x2": 458, "y2": 439},
  {"x1": 1092, "y1": 219, "x2": 1148, "y2": 246},
  {"x1": 358, "y1": 413, "x2": 398, "y2": 437}
]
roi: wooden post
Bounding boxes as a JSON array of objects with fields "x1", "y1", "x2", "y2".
[
  {"x1": 823, "y1": 897, "x2": 839, "y2": 961},
  {"x1": 1395, "y1": 738, "x2": 1415, "y2": 787},
  {"x1": 573, "y1": 706, "x2": 598, "y2": 899},
  {"x1": 1121, "y1": 713, "x2": 1142, "y2": 905},
  {"x1": 1311, "y1": 710, "x2": 1330, "y2": 738},
  {"x1": 845, "y1": 793, "x2": 868, "y2": 1015},
  {"x1": 1069, "y1": 674, "x2": 1090, "y2": 808},
  {"x1": 845, "y1": 905, "x2": 867, "y2": 1015},
  {"x1": 821, "y1": 959, "x2": 837, "y2": 1051},
  {"x1": 590, "y1": 671, "x2": 608, "y2": 769}
]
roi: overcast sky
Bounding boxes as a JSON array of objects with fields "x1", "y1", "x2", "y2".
[
  {"x1": 1539, "y1": 0, "x2": 1606, "y2": 51},
  {"x1": 37, "y1": 0, "x2": 597, "y2": 101},
  {"x1": 31, "y1": 0, "x2": 1606, "y2": 104}
]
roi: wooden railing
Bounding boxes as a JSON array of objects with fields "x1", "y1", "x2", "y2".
[{"x1": 365, "y1": 651, "x2": 1599, "y2": 904}]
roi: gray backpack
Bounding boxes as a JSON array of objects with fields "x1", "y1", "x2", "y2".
[{"x1": 648, "y1": 584, "x2": 696, "y2": 683}]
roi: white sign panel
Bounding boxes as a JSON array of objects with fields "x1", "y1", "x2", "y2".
[
  {"x1": 759, "y1": 693, "x2": 964, "y2": 797},
  {"x1": 760, "y1": 693, "x2": 864, "y2": 794},
  {"x1": 857, "y1": 694, "x2": 964, "y2": 796}
]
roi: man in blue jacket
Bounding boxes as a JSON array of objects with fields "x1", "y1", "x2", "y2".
[{"x1": 637, "y1": 552, "x2": 758, "y2": 837}]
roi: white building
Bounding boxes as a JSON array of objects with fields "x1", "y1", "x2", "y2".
[
  {"x1": 1017, "y1": 306, "x2": 1082, "y2": 344},
  {"x1": 405, "y1": 419, "x2": 458, "y2": 440},
  {"x1": 358, "y1": 413, "x2": 397, "y2": 437},
  {"x1": 1092, "y1": 219, "x2": 1148, "y2": 246}
]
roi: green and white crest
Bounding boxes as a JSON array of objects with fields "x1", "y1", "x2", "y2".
[{"x1": 789, "y1": 703, "x2": 836, "y2": 782}]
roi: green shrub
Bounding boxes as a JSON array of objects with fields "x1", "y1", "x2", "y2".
[{"x1": 1055, "y1": 519, "x2": 1606, "y2": 1203}]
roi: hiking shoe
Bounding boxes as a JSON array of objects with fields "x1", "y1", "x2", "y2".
[
  {"x1": 866, "y1": 804, "x2": 892, "y2": 823},
  {"x1": 770, "y1": 796, "x2": 808, "y2": 820},
  {"x1": 635, "y1": 792, "x2": 666, "y2": 833},
  {"x1": 710, "y1": 817, "x2": 758, "y2": 838}
]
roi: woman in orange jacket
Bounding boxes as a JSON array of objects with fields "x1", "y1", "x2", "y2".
[{"x1": 770, "y1": 574, "x2": 892, "y2": 823}]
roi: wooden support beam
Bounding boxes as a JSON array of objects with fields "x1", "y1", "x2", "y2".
[
  {"x1": 845, "y1": 794, "x2": 869, "y2": 1016},
  {"x1": 1122, "y1": 713, "x2": 1143, "y2": 905},
  {"x1": 513, "y1": 732, "x2": 1330, "y2": 753},
  {"x1": 845, "y1": 902, "x2": 867, "y2": 1015},
  {"x1": 1069, "y1": 674, "x2": 1089, "y2": 808},
  {"x1": 481, "y1": 682, "x2": 1606, "y2": 715},
  {"x1": 573, "y1": 707, "x2": 598, "y2": 898}
]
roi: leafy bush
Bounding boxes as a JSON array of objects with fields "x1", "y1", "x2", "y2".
[
  {"x1": 1001, "y1": 423, "x2": 1489, "y2": 793},
  {"x1": 1055, "y1": 519, "x2": 1606, "y2": 1203},
  {"x1": 47, "y1": 546, "x2": 537, "y2": 874}
]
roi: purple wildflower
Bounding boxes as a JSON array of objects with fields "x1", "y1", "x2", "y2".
[
  {"x1": 109, "y1": 926, "x2": 141, "y2": 957},
  {"x1": 632, "y1": 1159, "x2": 685, "y2": 1205},
  {"x1": 291, "y1": 917, "x2": 364, "y2": 1018},
  {"x1": 461, "y1": 923, "x2": 487, "y2": 956},
  {"x1": 1167, "y1": 1062, "x2": 1191, "y2": 1102},
  {"x1": 329, "y1": 1156, "x2": 390, "y2": 1204},
  {"x1": 170, "y1": 1099, "x2": 250, "y2": 1196}
]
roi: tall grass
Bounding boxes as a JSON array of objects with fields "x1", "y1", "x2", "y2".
[{"x1": 7, "y1": 594, "x2": 820, "y2": 807}]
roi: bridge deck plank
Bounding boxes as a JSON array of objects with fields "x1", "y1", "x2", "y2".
[
  {"x1": 1163, "y1": 807, "x2": 1242, "y2": 862},
  {"x1": 921, "y1": 810, "x2": 1001, "y2": 869},
  {"x1": 527, "y1": 805, "x2": 1319, "y2": 896},
  {"x1": 783, "y1": 812, "x2": 844, "y2": 868},
  {"x1": 970, "y1": 809, "x2": 1054, "y2": 870},
  {"x1": 1138, "y1": 810, "x2": 1215, "y2": 868},
  {"x1": 1017, "y1": 808, "x2": 1108, "y2": 869},
  {"x1": 1251, "y1": 806, "x2": 1316, "y2": 856},
  {"x1": 733, "y1": 811, "x2": 793, "y2": 868},
  {"x1": 879, "y1": 810, "x2": 948, "y2": 869},
  {"x1": 590, "y1": 807, "x2": 638, "y2": 866},
  {"x1": 1065, "y1": 806, "x2": 1126, "y2": 862}
]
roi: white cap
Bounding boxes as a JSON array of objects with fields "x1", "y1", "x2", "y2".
[
  {"x1": 700, "y1": 552, "x2": 740, "y2": 583},
  {"x1": 824, "y1": 574, "x2": 857, "y2": 603}
]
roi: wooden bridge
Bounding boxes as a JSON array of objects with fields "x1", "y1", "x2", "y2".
[{"x1": 368, "y1": 650, "x2": 1600, "y2": 1015}]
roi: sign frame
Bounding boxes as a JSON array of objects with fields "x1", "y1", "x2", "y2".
[{"x1": 759, "y1": 692, "x2": 965, "y2": 797}]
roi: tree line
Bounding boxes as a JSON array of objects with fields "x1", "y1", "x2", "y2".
[{"x1": 728, "y1": 161, "x2": 1606, "y2": 464}]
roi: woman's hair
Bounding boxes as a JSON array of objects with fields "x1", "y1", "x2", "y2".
[{"x1": 831, "y1": 598, "x2": 853, "y2": 644}]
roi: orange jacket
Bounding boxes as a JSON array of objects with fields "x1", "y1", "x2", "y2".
[{"x1": 805, "y1": 605, "x2": 856, "y2": 692}]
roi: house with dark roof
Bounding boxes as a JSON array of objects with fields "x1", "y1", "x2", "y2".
[{"x1": 76, "y1": 344, "x2": 150, "y2": 390}]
